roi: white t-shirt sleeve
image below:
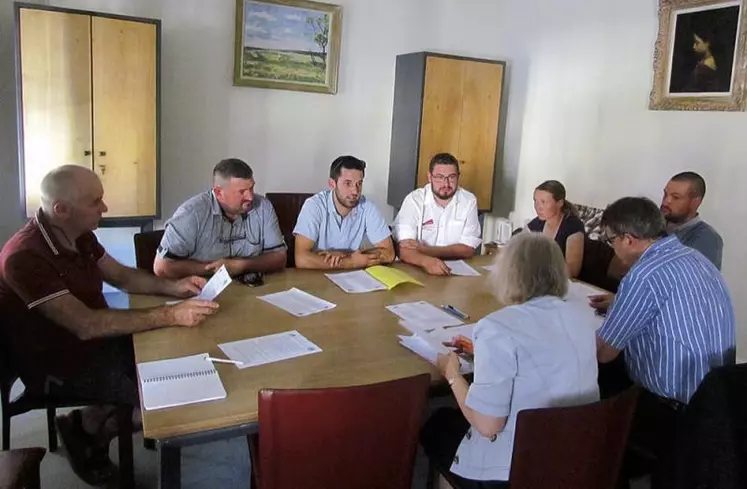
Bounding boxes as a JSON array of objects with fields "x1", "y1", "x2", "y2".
[
  {"x1": 392, "y1": 192, "x2": 421, "y2": 242},
  {"x1": 459, "y1": 195, "x2": 482, "y2": 248}
]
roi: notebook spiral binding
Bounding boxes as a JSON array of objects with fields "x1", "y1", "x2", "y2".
[{"x1": 143, "y1": 368, "x2": 216, "y2": 384}]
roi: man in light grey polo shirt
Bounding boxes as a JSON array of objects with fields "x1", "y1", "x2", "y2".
[
  {"x1": 660, "y1": 171, "x2": 723, "y2": 270},
  {"x1": 153, "y1": 158, "x2": 286, "y2": 279},
  {"x1": 293, "y1": 155, "x2": 395, "y2": 270}
]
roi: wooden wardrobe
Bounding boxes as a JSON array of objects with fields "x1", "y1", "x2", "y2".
[
  {"x1": 387, "y1": 52, "x2": 506, "y2": 212},
  {"x1": 15, "y1": 4, "x2": 160, "y2": 224}
]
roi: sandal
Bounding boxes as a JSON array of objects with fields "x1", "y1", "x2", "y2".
[{"x1": 56, "y1": 409, "x2": 117, "y2": 486}]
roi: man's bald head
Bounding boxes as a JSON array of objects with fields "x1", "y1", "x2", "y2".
[{"x1": 40, "y1": 165, "x2": 100, "y2": 214}]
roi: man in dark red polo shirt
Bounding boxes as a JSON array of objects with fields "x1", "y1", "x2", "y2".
[{"x1": 0, "y1": 165, "x2": 219, "y2": 485}]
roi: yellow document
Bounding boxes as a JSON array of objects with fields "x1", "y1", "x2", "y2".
[{"x1": 365, "y1": 265, "x2": 423, "y2": 290}]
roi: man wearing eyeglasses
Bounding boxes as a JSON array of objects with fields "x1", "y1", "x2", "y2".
[
  {"x1": 392, "y1": 153, "x2": 481, "y2": 276},
  {"x1": 592, "y1": 197, "x2": 734, "y2": 483},
  {"x1": 293, "y1": 155, "x2": 395, "y2": 269},
  {"x1": 154, "y1": 158, "x2": 286, "y2": 279}
]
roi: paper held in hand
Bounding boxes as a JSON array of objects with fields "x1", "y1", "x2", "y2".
[
  {"x1": 165, "y1": 264, "x2": 232, "y2": 305},
  {"x1": 325, "y1": 266, "x2": 422, "y2": 294}
]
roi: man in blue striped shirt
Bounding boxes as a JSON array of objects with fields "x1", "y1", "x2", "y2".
[
  {"x1": 595, "y1": 197, "x2": 734, "y2": 403},
  {"x1": 592, "y1": 197, "x2": 734, "y2": 484}
]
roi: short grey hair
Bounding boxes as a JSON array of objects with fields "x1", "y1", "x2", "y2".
[
  {"x1": 492, "y1": 233, "x2": 569, "y2": 305},
  {"x1": 601, "y1": 197, "x2": 665, "y2": 240},
  {"x1": 39, "y1": 165, "x2": 94, "y2": 214}
]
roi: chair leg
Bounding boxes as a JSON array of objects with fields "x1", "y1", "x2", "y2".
[
  {"x1": 46, "y1": 406, "x2": 58, "y2": 452},
  {"x1": 117, "y1": 405, "x2": 135, "y2": 489},
  {"x1": 25, "y1": 465, "x2": 42, "y2": 489},
  {"x1": 1, "y1": 384, "x2": 10, "y2": 450},
  {"x1": 426, "y1": 459, "x2": 437, "y2": 489}
]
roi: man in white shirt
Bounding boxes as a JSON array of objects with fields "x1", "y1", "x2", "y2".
[{"x1": 393, "y1": 153, "x2": 482, "y2": 275}]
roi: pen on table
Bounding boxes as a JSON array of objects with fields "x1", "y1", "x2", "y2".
[
  {"x1": 441, "y1": 304, "x2": 470, "y2": 320},
  {"x1": 206, "y1": 356, "x2": 243, "y2": 366}
]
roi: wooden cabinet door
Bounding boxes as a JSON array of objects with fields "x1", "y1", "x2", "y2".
[
  {"x1": 417, "y1": 56, "x2": 464, "y2": 188},
  {"x1": 92, "y1": 17, "x2": 157, "y2": 218},
  {"x1": 458, "y1": 61, "x2": 504, "y2": 211},
  {"x1": 19, "y1": 9, "x2": 92, "y2": 217}
]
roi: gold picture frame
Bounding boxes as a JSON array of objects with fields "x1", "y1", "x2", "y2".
[
  {"x1": 233, "y1": 0, "x2": 342, "y2": 94},
  {"x1": 650, "y1": 0, "x2": 747, "y2": 111}
]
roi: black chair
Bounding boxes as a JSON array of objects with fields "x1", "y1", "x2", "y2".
[
  {"x1": 0, "y1": 328, "x2": 135, "y2": 488},
  {"x1": 133, "y1": 229, "x2": 165, "y2": 272}
]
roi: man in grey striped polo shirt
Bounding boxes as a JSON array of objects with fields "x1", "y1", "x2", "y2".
[
  {"x1": 593, "y1": 197, "x2": 734, "y2": 483},
  {"x1": 154, "y1": 159, "x2": 286, "y2": 279}
]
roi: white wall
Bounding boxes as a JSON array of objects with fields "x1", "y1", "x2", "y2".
[
  {"x1": 38, "y1": 0, "x2": 433, "y2": 222},
  {"x1": 1, "y1": 0, "x2": 745, "y2": 351},
  {"x1": 433, "y1": 0, "x2": 747, "y2": 352}
]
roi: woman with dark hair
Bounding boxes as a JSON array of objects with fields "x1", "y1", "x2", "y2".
[
  {"x1": 682, "y1": 27, "x2": 722, "y2": 92},
  {"x1": 527, "y1": 180, "x2": 585, "y2": 278}
]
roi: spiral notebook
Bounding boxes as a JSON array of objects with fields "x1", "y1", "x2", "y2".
[{"x1": 136, "y1": 353, "x2": 227, "y2": 411}]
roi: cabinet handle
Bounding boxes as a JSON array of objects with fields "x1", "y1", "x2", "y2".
[
  {"x1": 99, "y1": 164, "x2": 107, "y2": 175},
  {"x1": 98, "y1": 151, "x2": 107, "y2": 157},
  {"x1": 84, "y1": 150, "x2": 92, "y2": 156}
]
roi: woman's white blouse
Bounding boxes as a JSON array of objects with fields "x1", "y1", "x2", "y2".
[{"x1": 450, "y1": 295, "x2": 600, "y2": 481}]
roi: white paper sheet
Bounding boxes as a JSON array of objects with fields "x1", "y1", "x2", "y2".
[
  {"x1": 444, "y1": 260, "x2": 481, "y2": 277},
  {"x1": 481, "y1": 263, "x2": 500, "y2": 272},
  {"x1": 325, "y1": 270, "x2": 387, "y2": 293},
  {"x1": 386, "y1": 301, "x2": 464, "y2": 328},
  {"x1": 399, "y1": 320, "x2": 437, "y2": 335},
  {"x1": 425, "y1": 323, "x2": 477, "y2": 345},
  {"x1": 219, "y1": 330, "x2": 322, "y2": 369},
  {"x1": 565, "y1": 281, "x2": 606, "y2": 330},
  {"x1": 197, "y1": 265, "x2": 232, "y2": 301},
  {"x1": 258, "y1": 287, "x2": 336, "y2": 317}
]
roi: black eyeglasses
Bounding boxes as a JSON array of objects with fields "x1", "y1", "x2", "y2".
[
  {"x1": 219, "y1": 215, "x2": 261, "y2": 257},
  {"x1": 602, "y1": 234, "x2": 620, "y2": 246}
]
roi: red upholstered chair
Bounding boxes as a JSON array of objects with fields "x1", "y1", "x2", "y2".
[
  {"x1": 265, "y1": 193, "x2": 313, "y2": 268},
  {"x1": 431, "y1": 386, "x2": 640, "y2": 489},
  {"x1": 248, "y1": 374, "x2": 431, "y2": 489}
]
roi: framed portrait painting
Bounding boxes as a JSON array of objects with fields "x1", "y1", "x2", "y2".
[
  {"x1": 233, "y1": 0, "x2": 343, "y2": 94},
  {"x1": 650, "y1": 0, "x2": 747, "y2": 111}
]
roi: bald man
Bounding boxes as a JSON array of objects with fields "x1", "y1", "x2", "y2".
[{"x1": 0, "y1": 165, "x2": 218, "y2": 485}]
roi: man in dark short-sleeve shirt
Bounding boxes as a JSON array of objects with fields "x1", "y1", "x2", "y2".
[{"x1": 0, "y1": 165, "x2": 219, "y2": 485}]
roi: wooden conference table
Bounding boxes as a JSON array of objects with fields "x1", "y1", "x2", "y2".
[{"x1": 131, "y1": 255, "x2": 500, "y2": 489}]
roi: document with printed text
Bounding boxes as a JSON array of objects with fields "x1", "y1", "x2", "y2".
[
  {"x1": 258, "y1": 288, "x2": 336, "y2": 317},
  {"x1": 444, "y1": 260, "x2": 481, "y2": 277},
  {"x1": 197, "y1": 265, "x2": 232, "y2": 301},
  {"x1": 219, "y1": 330, "x2": 322, "y2": 369},
  {"x1": 386, "y1": 301, "x2": 464, "y2": 328}
]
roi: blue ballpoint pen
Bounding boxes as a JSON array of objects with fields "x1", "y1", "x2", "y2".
[{"x1": 442, "y1": 304, "x2": 470, "y2": 320}]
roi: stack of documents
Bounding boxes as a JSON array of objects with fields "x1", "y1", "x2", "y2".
[
  {"x1": 325, "y1": 265, "x2": 422, "y2": 294},
  {"x1": 137, "y1": 353, "x2": 227, "y2": 411},
  {"x1": 219, "y1": 330, "x2": 322, "y2": 368},
  {"x1": 443, "y1": 260, "x2": 481, "y2": 277},
  {"x1": 258, "y1": 288, "x2": 336, "y2": 317}
]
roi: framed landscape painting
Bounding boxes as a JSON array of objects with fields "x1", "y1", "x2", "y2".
[
  {"x1": 650, "y1": 0, "x2": 747, "y2": 111},
  {"x1": 233, "y1": 0, "x2": 343, "y2": 94}
]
